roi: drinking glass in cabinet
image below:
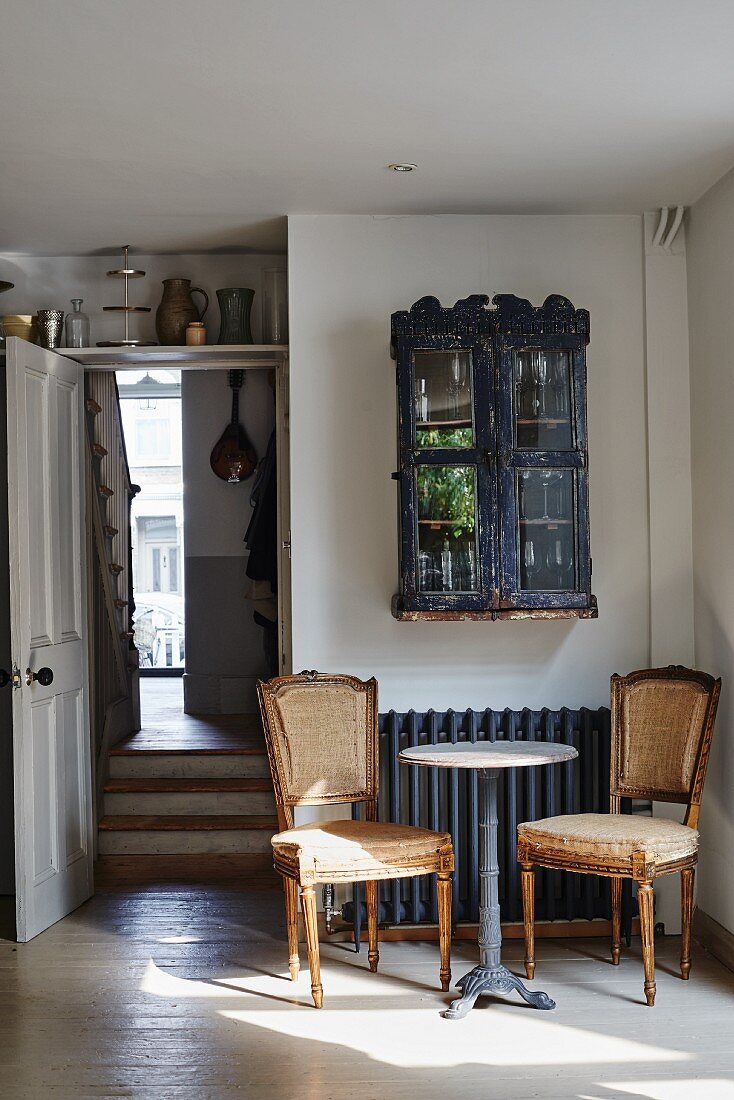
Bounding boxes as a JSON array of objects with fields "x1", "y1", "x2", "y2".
[
  {"x1": 416, "y1": 465, "x2": 478, "y2": 593},
  {"x1": 518, "y1": 468, "x2": 576, "y2": 591},
  {"x1": 514, "y1": 350, "x2": 573, "y2": 450},
  {"x1": 413, "y1": 350, "x2": 474, "y2": 447}
]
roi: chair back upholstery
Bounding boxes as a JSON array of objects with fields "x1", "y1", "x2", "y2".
[
  {"x1": 257, "y1": 671, "x2": 378, "y2": 829},
  {"x1": 610, "y1": 666, "x2": 720, "y2": 826}
]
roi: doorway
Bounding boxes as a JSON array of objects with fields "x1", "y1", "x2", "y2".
[{"x1": 117, "y1": 370, "x2": 185, "y2": 675}]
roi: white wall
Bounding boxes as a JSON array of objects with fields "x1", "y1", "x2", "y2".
[
  {"x1": 182, "y1": 368, "x2": 275, "y2": 712},
  {"x1": 686, "y1": 169, "x2": 734, "y2": 935},
  {"x1": 287, "y1": 214, "x2": 651, "y2": 712},
  {"x1": 0, "y1": 252, "x2": 284, "y2": 346}
]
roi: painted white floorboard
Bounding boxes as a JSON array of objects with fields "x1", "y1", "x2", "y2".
[{"x1": 0, "y1": 884, "x2": 733, "y2": 1098}]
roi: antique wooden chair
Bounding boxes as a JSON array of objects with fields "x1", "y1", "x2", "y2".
[
  {"x1": 517, "y1": 666, "x2": 720, "y2": 1006},
  {"x1": 257, "y1": 670, "x2": 454, "y2": 1008}
]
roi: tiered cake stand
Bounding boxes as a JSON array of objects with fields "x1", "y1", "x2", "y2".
[{"x1": 97, "y1": 245, "x2": 156, "y2": 347}]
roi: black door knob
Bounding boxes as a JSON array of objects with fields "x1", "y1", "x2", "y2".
[
  {"x1": 0, "y1": 669, "x2": 9, "y2": 688},
  {"x1": 26, "y1": 667, "x2": 54, "y2": 687}
]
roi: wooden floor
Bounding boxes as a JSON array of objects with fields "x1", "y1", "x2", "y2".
[
  {"x1": 114, "y1": 679, "x2": 263, "y2": 753},
  {"x1": 1, "y1": 881, "x2": 733, "y2": 1099}
]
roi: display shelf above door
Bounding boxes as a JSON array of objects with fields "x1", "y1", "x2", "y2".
[{"x1": 54, "y1": 344, "x2": 288, "y2": 370}]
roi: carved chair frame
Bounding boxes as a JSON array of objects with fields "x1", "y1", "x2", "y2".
[
  {"x1": 257, "y1": 670, "x2": 454, "y2": 1008},
  {"x1": 517, "y1": 665, "x2": 721, "y2": 1006}
]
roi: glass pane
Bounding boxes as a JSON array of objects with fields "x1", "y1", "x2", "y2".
[
  {"x1": 517, "y1": 468, "x2": 576, "y2": 591},
  {"x1": 514, "y1": 349, "x2": 573, "y2": 450},
  {"x1": 413, "y1": 350, "x2": 474, "y2": 447},
  {"x1": 416, "y1": 465, "x2": 478, "y2": 593}
]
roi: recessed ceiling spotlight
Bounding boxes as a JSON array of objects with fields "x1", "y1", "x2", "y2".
[{"x1": 388, "y1": 163, "x2": 417, "y2": 172}]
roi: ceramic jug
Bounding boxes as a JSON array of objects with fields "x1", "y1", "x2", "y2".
[{"x1": 156, "y1": 279, "x2": 209, "y2": 345}]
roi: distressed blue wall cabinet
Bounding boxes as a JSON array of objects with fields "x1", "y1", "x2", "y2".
[{"x1": 391, "y1": 294, "x2": 597, "y2": 620}]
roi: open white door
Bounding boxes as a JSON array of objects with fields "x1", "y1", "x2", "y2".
[{"x1": 5, "y1": 338, "x2": 93, "y2": 941}]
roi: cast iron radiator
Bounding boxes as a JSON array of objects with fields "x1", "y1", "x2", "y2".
[{"x1": 344, "y1": 707, "x2": 635, "y2": 944}]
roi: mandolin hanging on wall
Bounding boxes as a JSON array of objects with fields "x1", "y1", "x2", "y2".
[{"x1": 210, "y1": 370, "x2": 257, "y2": 482}]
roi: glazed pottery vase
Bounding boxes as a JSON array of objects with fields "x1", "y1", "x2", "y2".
[
  {"x1": 156, "y1": 278, "x2": 209, "y2": 345},
  {"x1": 216, "y1": 287, "x2": 254, "y2": 344}
]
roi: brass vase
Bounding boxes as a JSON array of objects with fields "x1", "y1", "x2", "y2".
[{"x1": 155, "y1": 279, "x2": 209, "y2": 345}]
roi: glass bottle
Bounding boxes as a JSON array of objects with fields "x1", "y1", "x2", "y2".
[
  {"x1": 415, "y1": 378, "x2": 429, "y2": 422},
  {"x1": 441, "y1": 537, "x2": 453, "y2": 591},
  {"x1": 65, "y1": 299, "x2": 90, "y2": 348}
]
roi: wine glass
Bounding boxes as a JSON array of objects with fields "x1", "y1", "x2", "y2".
[
  {"x1": 538, "y1": 470, "x2": 560, "y2": 520},
  {"x1": 549, "y1": 352, "x2": 569, "y2": 418},
  {"x1": 515, "y1": 353, "x2": 535, "y2": 420},
  {"x1": 533, "y1": 351, "x2": 549, "y2": 418},
  {"x1": 523, "y1": 538, "x2": 539, "y2": 590},
  {"x1": 546, "y1": 539, "x2": 564, "y2": 589},
  {"x1": 447, "y1": 353, "x2": 467, "y2": 421},
  {"x1": 519, "y1": 469, "x2": 535, "y2": 520}
]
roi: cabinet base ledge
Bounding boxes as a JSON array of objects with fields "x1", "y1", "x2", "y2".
[{"x1": 391, "y1": 596, "x2": 599, "y2": 621}]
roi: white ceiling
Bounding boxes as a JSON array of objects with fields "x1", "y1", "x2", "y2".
[{"x1": 4, "y1": 0, "x2": 734, "y2": 255}]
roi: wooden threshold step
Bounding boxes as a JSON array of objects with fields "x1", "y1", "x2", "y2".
[
  {"x1": 104, "y1": 777, "x2": 272, "y2": 794},
  {"x1": 109, "y1": 744, "x2": 266, "y2": 756},
  {"x1": 99, "y1": 814, "x2": 278, "y2": 831},
  {"x1": 94, "y1": 853, "x2": 277, "y2": 890}
]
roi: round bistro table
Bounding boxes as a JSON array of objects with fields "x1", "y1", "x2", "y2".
[{"x1": 398, "y1": 740, "x2": 578, "y2": 1020}]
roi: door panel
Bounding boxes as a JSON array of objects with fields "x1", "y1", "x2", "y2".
[
  {"x1": 56, "y1": 379, "x2": 82, "y2": 641},
  {"x1": 31, "y1": 698, "x2": 57, "y2": 884},
  {"x1": 6, "y1": 338, "x2": 93, "y2": 941},
  {"x1": 25, "y1": 368, "x2": 53, "y2": 647},
  {"x1": 61, "y1": 690, "x2": 86, "y2": 865}
]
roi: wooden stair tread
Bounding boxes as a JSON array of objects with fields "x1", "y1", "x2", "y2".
[
  {"x1": 104, "y1": 777, "x2": 272, "y2": 793},
  {"x1": 91, "y1": 442, "x2": 108, "y2": 458},
  {"x1": 99, "y1": 814, "x2": 278, "y2": 831},
  {"x1": 110, "y1": 743, "x2": 266, "y2": 756},
  {"x1": 85, "y1": 397, "x2": 102, "y2": 414}
]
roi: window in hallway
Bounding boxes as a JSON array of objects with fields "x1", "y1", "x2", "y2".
[{"x1": 117, "y1": 370, "x2": 184, "y2": 671}]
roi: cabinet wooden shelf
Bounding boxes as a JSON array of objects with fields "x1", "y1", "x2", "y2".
[{"x1": 390, "y1": 293, "x2": 597, "y2": 621}]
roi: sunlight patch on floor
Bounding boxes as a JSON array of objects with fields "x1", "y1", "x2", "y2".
[
  {"x1": 584, "y1": 1082, "x2": 734, "y2": 1100},
  {"x1": 218, "y1": 1007, "x2": 690, "y2": 1070}
]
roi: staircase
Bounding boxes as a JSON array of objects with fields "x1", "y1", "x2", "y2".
[
  {"x1": 96, "y1": 699, "x2": 279, "y2": 884},
  {"x1": 85, "y1": 373, "x2": 140, "y2": 826}
]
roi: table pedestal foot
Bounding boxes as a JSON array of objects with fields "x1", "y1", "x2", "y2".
[{"x1": 442, "y1": 965, "x2": 556, "y2": 1020}]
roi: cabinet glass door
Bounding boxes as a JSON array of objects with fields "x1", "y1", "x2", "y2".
[
  {"x1": 518, "y1": 469, "x2": 577, "y2": 591},
  {"x1": 497, "y1": 335, "x2": 590, "y2": 609},
  {"x1": 514, "y1": 349, "x2": 574, "y2": 450},
  {"x1": 413, "y1": 350, "x2": 474, "y2": 447},
  {"x1": 416, "y1": 465, "x2": 479, "y2": 593}
]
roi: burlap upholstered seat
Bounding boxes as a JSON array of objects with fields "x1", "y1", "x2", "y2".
[
  {"x1": 518, "y1": 814, "x2": 698, "y2": 864},
  {"x1": 272, "y1": 819, "x2": 453, "y2": 880},
  {"x1": 258, "y1": 671, "x2": 454, "y2": 1009},
  {"x1": 516, "y1": 666, "x2": 720, "y2": 1008}
]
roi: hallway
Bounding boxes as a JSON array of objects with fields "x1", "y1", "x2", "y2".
[{"x1": 117, "y1": 677, "x2": 264, "y2": 751}]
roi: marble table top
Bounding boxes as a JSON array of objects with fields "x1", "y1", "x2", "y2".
[{"x1": 398, "y1": 741, "x2": 578, "y2": 770}]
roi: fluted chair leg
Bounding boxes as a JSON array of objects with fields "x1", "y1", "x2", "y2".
[
  {"x1": 284, "y1": 876, "x2": 300, "y2": 981},
  {"x1": 521, "y1": 862, "x2": 536, "y2": 980},
  {"x1": 300, "y1": 884, "x2": 323, "y2": 1009},
  {"x1": 611, "y1": 877, "x2": 622, "y2": 965},
  {"x1": 366, "y1": 880, "x2": 379, "y2": 973},
  {"x1": 437, "y1": 871, "x2": 452, "y2": 992},
  {"x1": 681, "y1": 868, "x2": 694, "y2": 980},
  {"x1": 637, "y1": 881, "x2": 656, "y2": 1006}
]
